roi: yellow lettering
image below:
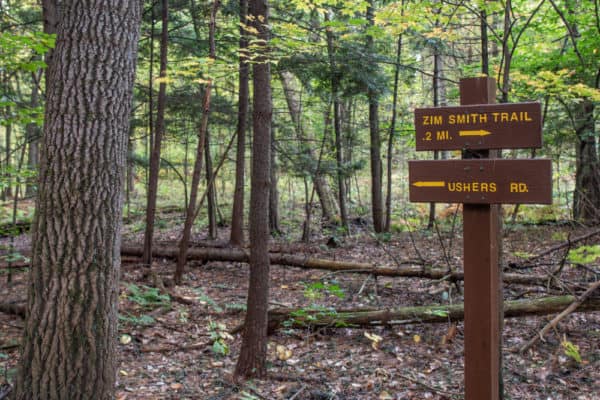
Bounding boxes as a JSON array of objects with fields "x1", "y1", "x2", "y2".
[
  {"x1": 456, "y1": 114, "x2": 467, "y2": 124},
  {"x1": 447, "y1": 181, "x2": 497, "y2": 192},
  {"x1": 423, "y1": 115, "x2": 442, "y2": 125},
  {"x1": 510, "y1": 112, "x2": 519, "y2": 122},
  {"x1": 436, "y1": 130, "x2": 450, "y2": 140},
  {"x1": 448, "y1": 115, "x2": 455, "y2": 124},
  {"x1": 523, "y1": 111, "x2": 532, "y2": 121},
  {"x1": 479, "y1": 113, "x2": 488, "y2": 123},
  {"x1": 492, "y1": 112, "x2": 500, "y2": 122},
  {"x1": 501, "y1": 112, "x2": 509, "y2": 122},
  {"x1": 510, "y1": 182, "x2": 528, "y2": 193}
]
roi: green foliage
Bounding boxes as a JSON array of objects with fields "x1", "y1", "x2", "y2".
[
  {"x1": 424, "y1": 308, "x2": 449, "y2": 318},
  {"x1": 561, "y1": 339, "x2": 582, "y2": 364},
  {"x1": 195, "y1": 288, "x2": 223, "y2": 313},
  {"x1": 118, "y1": 313, "x2": 156, "y2": 326},
  {"x1": 208, "y1": 320, "x2": 232, "y2": 356},
  {"x1": 303, "y1": 280, "x2": 345, "y2": 300},
  {"x1": 567, "y1": 245, "x2": 600, "y2": 265},
  {"x1": 284, "y1": 305, "x2": 349, "y2": 328},
  {"x1": 126, "y1": 284, "x2": 171, "y2": 308}
]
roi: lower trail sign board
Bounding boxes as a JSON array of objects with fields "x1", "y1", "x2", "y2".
[{"x1": 408, "y1": 159, "x2": 552, "y2": 204}]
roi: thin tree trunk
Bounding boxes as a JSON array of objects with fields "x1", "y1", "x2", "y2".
[
  {"x1": 481, "y1": 7, "x2": 489, "y2": 76},
  {"x1": 175, "y1": 0, "x2": 220, "y2": 284},
  {"x1": 205, "y1": 131, "x2": 218, "y2": 239},
  {"x1": 174, "y1": 87, "x2": 210, "y2": 285},
  {"x1": 230, "y1": 0, "x2": 249, "y2": 246},
  {"x1": 269, "y1": 124, "x2": 281, "y2": 235},
  {"x1": 325, "y1": 15, "x2": 348, "y2": 231},
  {"x1": 235, "y1": 0, "x2": 272, "y2": 379},
  {"x1": 278, "y1": 70, "x2": 338, "y2": 223},
  {"x1": 25, "y1": 70, "x2": 42, "y2": 197},
  {"x1": 143, "y1": 0, "x2": 169, "y2": 267},
  {"x1": 366, "y1": 0, "x2": 383, "y2": 233},
  {"x1": 385, "y1": 24, "x2": 404, "y2": 232},
  {"x1": 15, "y1": 1, "x2": 141, "y2": 398}
]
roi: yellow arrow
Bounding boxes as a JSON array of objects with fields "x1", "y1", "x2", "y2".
[
  {"x1": 412, "y1": 181, "x2": 445, "y2": 188},
  {"x1": 459, "y1": 129, "x2": 492, "y2": 137}
]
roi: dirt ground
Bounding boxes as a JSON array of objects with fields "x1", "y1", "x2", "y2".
[{"x1": 1, "y1": 219, "x2": 599, "y2": 399}]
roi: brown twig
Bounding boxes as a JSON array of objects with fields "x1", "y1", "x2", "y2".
[{"x1": 519, "y1": 279, "x2": 600, "y2": 353}]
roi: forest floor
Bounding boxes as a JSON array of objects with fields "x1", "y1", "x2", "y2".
[{"x1": 1, "y1": 211, "x2": 599, "y2": 399}]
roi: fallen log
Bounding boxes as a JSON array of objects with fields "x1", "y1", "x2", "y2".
[
  {"x1": 120, "y1": 245, "x2": 563, "y2": 287},
  {"x1": 265, "y1": 295, "x2": 600, "y2": 330}
]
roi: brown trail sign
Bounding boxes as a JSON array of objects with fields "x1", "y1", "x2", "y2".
[
  {"x1": 409, "y1": 77, "x2": 552, "y2": 400},
  {"x1": 409, "y1": 159, "x2": 552, "y2": 204},
  {"x1": 414, "y1": 102, "x2": 542, "y2": 151}
]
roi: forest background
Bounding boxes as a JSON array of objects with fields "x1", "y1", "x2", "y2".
[{"x1": 0, "y1": 0, "x2": 599, "y2": 399}]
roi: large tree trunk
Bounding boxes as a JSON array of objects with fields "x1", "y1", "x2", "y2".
[
  {"x1": 573, "y1": 100, "x2": 600, "y2": 222},
  {"x1": 14, "y1": 1, "x2": 141, "y2": 398},
  {"x1": 142, "y1": 0, "x2": 169, "y2": 267},
  {"x1": 235, "y1": 0, "x2": 271, "y2": 379},
  {"x1": 229, "y1": 0, "x2": 249, "y2": 246}
]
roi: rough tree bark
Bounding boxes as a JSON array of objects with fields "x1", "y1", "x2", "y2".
[
  {"x1": 14, "y1": 1, "x2": 141, "y2": 398},
  {"x1": 235, "y1": 0, "x2": 272, "y2": 379},
  {"x1": 229, "y1": 0, "x2": 249, "y2": 246}
]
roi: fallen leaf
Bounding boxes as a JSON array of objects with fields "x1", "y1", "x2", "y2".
[
  {"x1": 379, "y1": 391, "x2": 393, "y2": 400},
  {"x1": 413, "y1": 334, "x2": 421, "y2": 344},
  {"x1": 120, "y1": 334, "x2": 132, "y2": 345},
  {"x1": 170, "y1": 383, "x2": 183, "y2": 390},
  {"x1": 365, "y1": 332, "x2": 383, "y2": 350},
  {"x1": 276, "y1": 344, "x2": 293, "y2": 361}
]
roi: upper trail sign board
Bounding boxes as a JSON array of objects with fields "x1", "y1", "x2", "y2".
[{"x1": 414, "y1": 102, "x2": 542, "y2": 151}]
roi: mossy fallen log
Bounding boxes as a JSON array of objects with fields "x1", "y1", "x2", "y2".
[{"x1": 265, "y1": 295, "x2": 600, "y2": 329}]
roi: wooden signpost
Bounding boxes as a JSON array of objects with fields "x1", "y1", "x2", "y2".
[{"x1": 409, "y1": 77, "x2": 552, "y2": 400}]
